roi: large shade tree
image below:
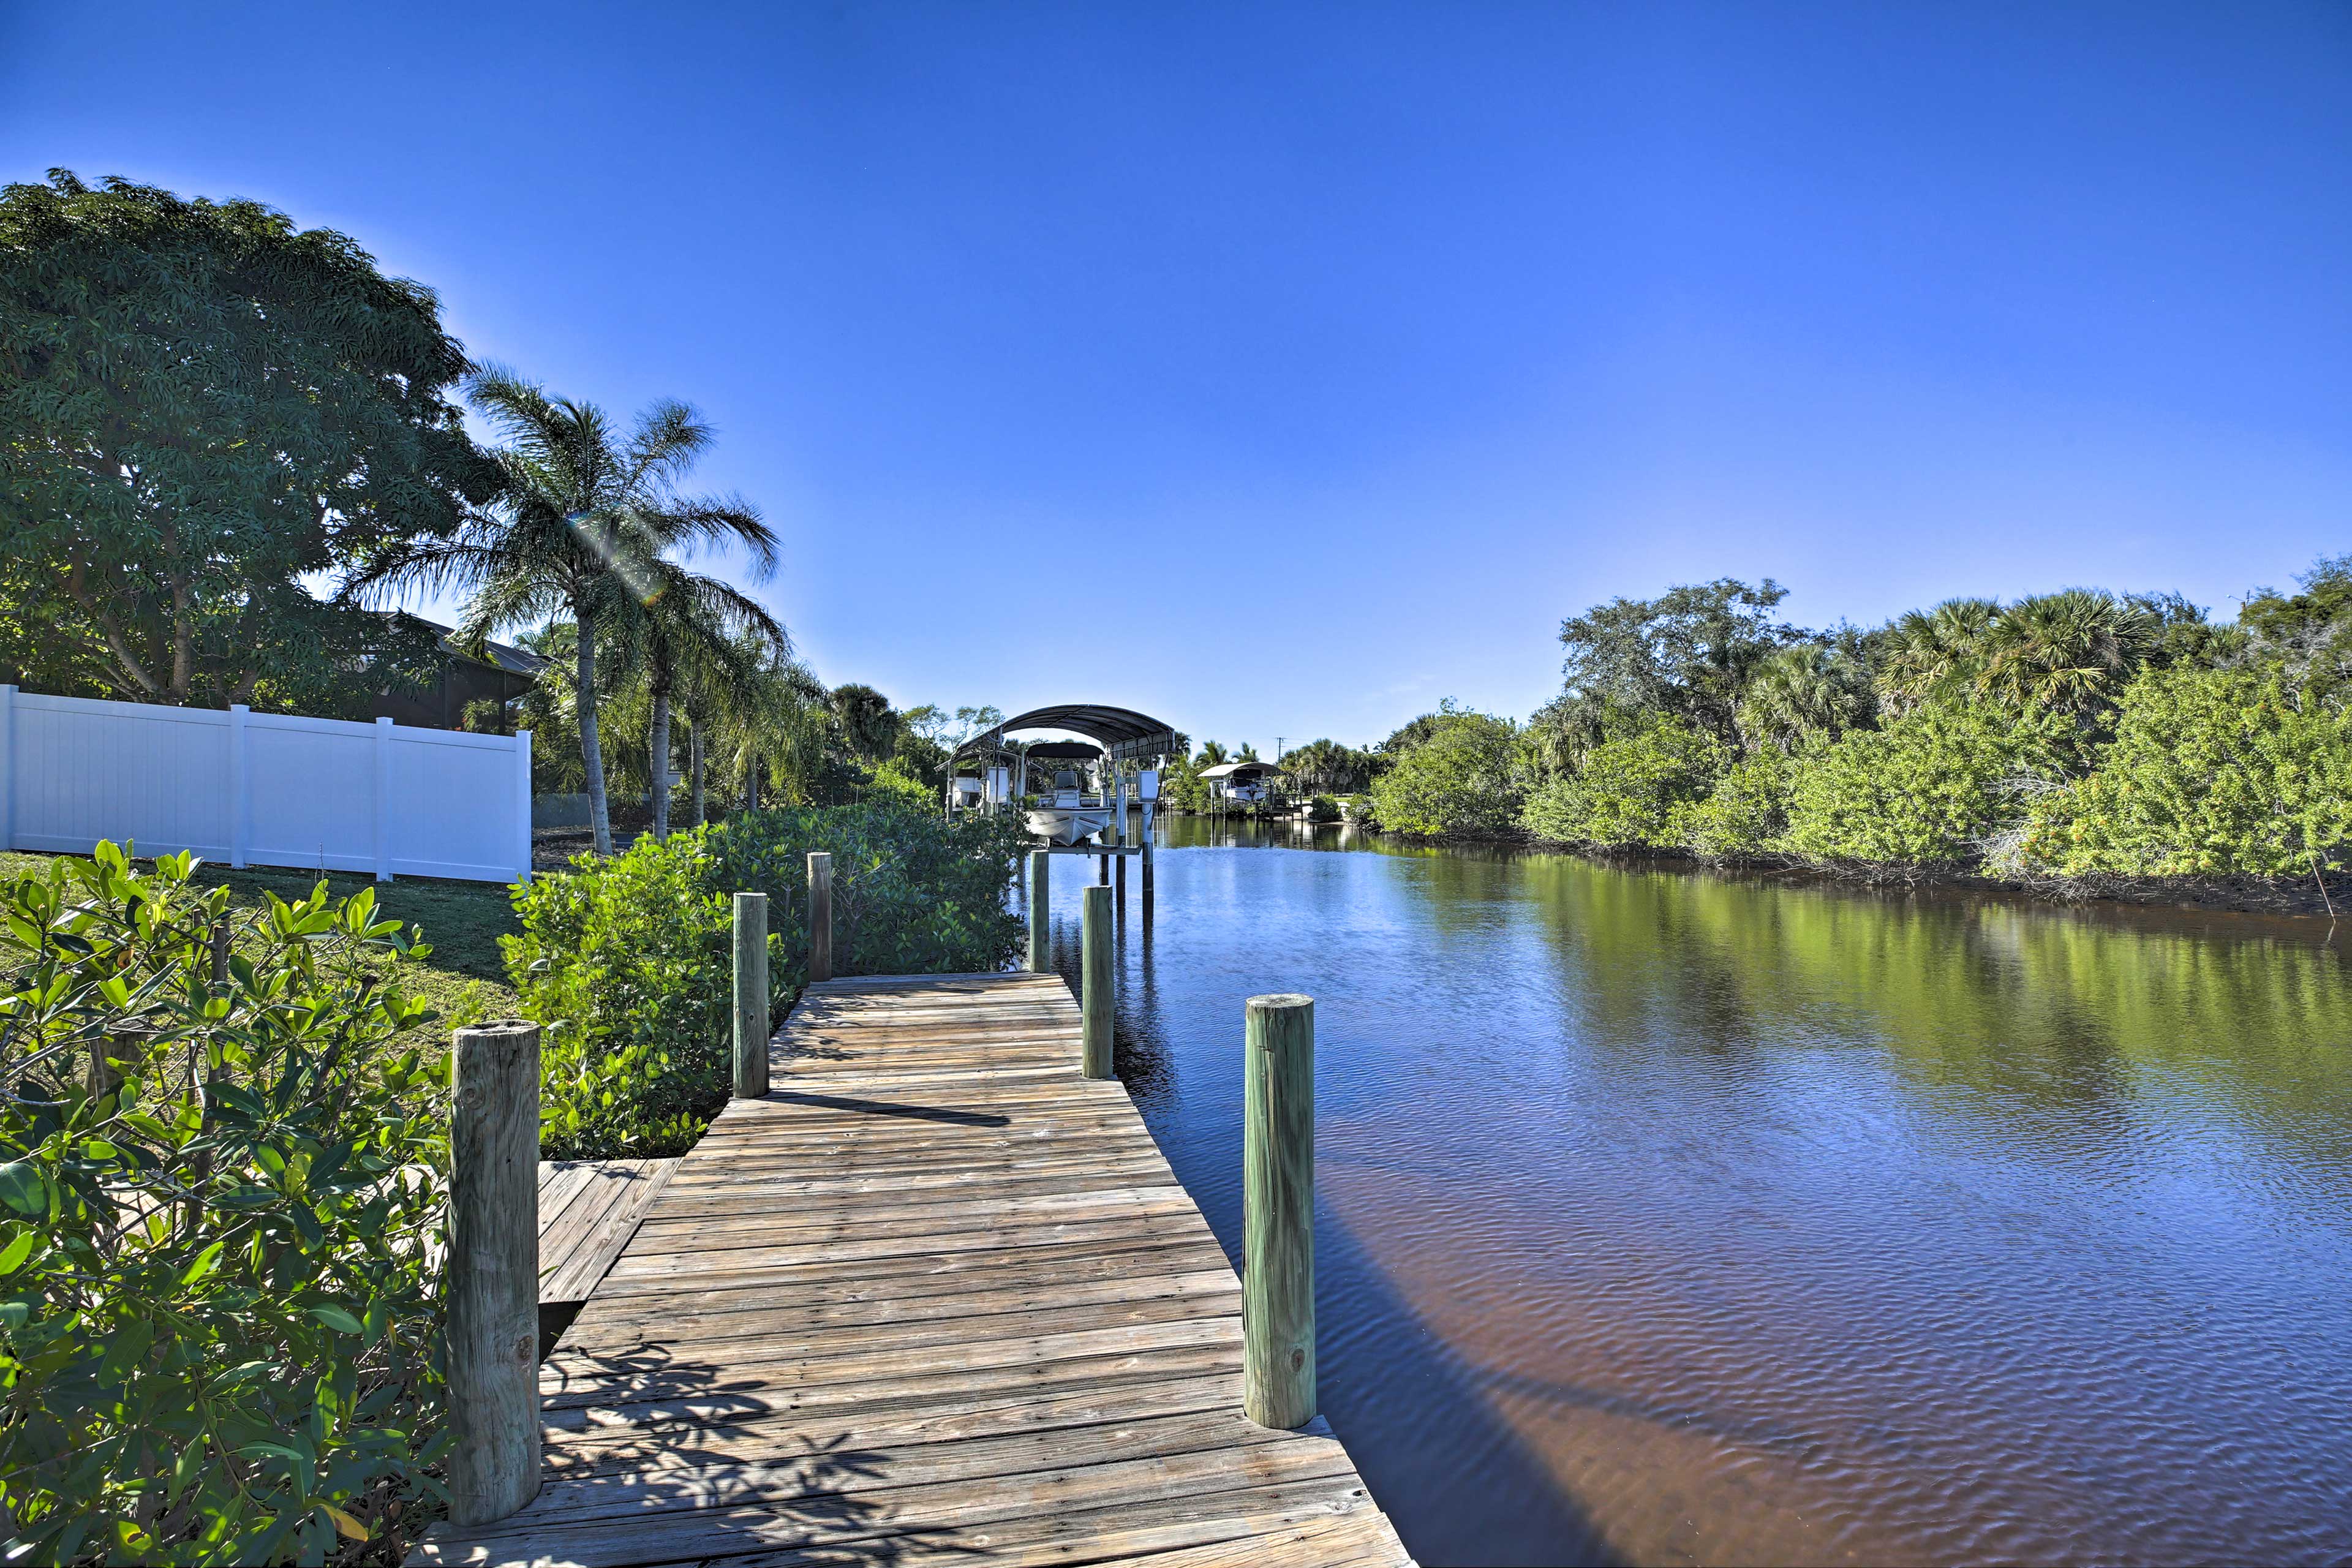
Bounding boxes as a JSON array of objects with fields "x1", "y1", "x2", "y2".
[
  {"x1": 364, "y1": 370, "x2": 777, "y2": 854},
  {"x1": 0, "y1": 171, "x2": 491, "y2": 706}
]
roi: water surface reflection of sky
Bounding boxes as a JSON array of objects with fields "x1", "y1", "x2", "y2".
[{"x1": 1031, "y1": 821, "x2": 2352, "y2": 1566}]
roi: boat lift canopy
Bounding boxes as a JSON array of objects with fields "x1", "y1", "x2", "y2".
[
  {"x1": 955, "y1": 704, "x2": 1183, "y2": 766},
  {"x1": 1197, "y1": 761, "x2": 1285, "y2": 783}
]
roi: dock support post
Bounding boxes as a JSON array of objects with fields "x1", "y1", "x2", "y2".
[
  {"x1": 1027, "y1": 850, "x2": 1050, "y2": 972},
  {"x1": 448, "y1": 1020, "x2": 543, "y2": 1525},
  {"x1": 733, "y1": 892, "x2": 769, "y2": 1098},
  {"x1": 1243, "y1": 993, "x2": 1316, "y2": 1430},
  {"x1": 1115, "y1": 846, "x2": 1128, "y2": 906},
  {"x1": 808, "y1": 851, "x2": 833, "y2": 982},
  {"x1": 1081, "y1": 884, "x2": 1113, "y2": 1079}
]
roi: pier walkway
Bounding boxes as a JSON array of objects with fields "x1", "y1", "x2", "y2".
[{"x1": 422, "y1": 971, "x2": 1412, "y2": 1567}]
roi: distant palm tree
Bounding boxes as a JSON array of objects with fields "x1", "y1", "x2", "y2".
[
  {"x1": 1737, "y1": 644, "x2": 1872, "y2": 753},
  {"x1": 830, "y1": 683, "x2": 900, "y2": 763},
  {"x1": 1878, "y1": 598, "x2": 1999, "y2": 717},
  {"x1": 1195, "y1": 739, "x2": 1229, "y2": 767},
  {"x1": 1237, "y1": 742, "x2": 1259, "y2": 762},
  {"x1": 616, "y1": 560, "x2": 788, "y2": 838},
  {"x1": 364, "y1": 369, "x2": 777, "y2": 853},
  {"x1": 1978, "y1": 589, "x2": 2155, "y2": 723},
  {"x1": 715, "y1": 649, "x2": 831, "y2": 810}
]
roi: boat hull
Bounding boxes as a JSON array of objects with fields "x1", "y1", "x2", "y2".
[{"x1": 1026, "y1": 807, "x2": 1113, "y2": 845}]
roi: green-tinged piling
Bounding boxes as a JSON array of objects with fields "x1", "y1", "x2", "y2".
[
  {"x1": 1243, "y1": 992, "x2": 1316, "y2": 1430},
  {"x1": 1081, "y1": 883, "x2": 1113, "y2": 1078},
  {"x1": 1028, "y1": 849, "x2": 1050, "y2": 972}
]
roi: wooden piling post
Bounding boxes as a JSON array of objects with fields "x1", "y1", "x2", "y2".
[
  {"x1": 1142, "y1": 837, "x2": 1155, "y2": 904},
  {"x1": 1080, "y1": 884, "x2": 1113, "y2": 1079},
  {"x1": 733, "y1": 892, "x2": 769, "y2": 1098},
  {"x1": 807, "y1": 851, "x2": 833, "y2": 982},
  {"x1": 1115, "y1": 847, "x2": 1128, "y2": 905},
  {"x1": 1242, "y1": 993, "x2": 1315, "y2": 1430},
  {"x1": 448, "y1": 1020, "x2": 543, "y2": 1525},
  {"x1": 1027, "y1": 850, "x2": 1050, "y2": 973}
]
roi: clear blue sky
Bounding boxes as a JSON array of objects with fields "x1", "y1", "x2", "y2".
[{"x1": 6, "y1": 2, "x2": 2346, "y2": 753}]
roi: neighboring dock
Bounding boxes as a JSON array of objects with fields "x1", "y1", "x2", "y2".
[{"x1": 423, "y1": 971, "x2": 1412, "y2": 1567}]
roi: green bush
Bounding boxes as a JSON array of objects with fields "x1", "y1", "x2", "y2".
[
  {"x1": 1521, "y1": 717, "x2": 1727, "y2": 848},
  {"x1": 2019, "y1": 666, "x2": 2352, "y2": 876},
  {"x1": 1306, "y1": 795, "x2": 1341, "y2": 823},
  {"x1": 1366, "y1": 711, "x2": 1525, "y2": 837},
  {"x1": 1679, "y1": 746, "x2": 1795, "y2": 857},
  {"x1": 0, "y1": 844, "x2": 448, "y2": 1565},
  {"x1": 858, "y1": 758, "x2": 937, "y2": 811},
  {"x1": 1782, "y1": 704, "x2": 2062, "y2": 864},
  {"x1": 509, "y1": 802, "x2": 1028, "y2": 1158}
]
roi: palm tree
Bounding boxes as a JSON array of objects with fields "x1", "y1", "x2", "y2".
[
  {"x1": 1194, "y1": 739, "x2": 1229, "y2": 767},
  {"x1": 1877, "y1": 598, "x2": 1999, "y2": 717},
  {"x1": 1977, "y1": 589, "x2": 2155, "y2": 724},
  {"x1": 364, "y1": 369, "x2": 777, "y2": 853},
  {"x1": 616, "y1": 560, "x2": 788, "y2": 838},
  {"x1": 710, "y1": 647, "x2": 830, "y2": 810},
  {"x1": 829, "y1": 684, "x2": 899, "y2": 763},
  {"x1": 1736, "y1": 644, "x2": 1873, "y2": 753}
]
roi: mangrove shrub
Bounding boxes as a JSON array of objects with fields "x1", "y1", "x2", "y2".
[
  {"x1": 2019, "y1": 667, "x2": 2352, "y2": 876},
  {"x1": 0, "y1": 846, "x2": 448, "y2": 1565},
  {"x1": 1782, "y1": 704, "x2": 2064, "y2": 865},
  {"x1": 1521, "y1": 717, "x2": 1727, "y2": 848},
  {"x1": 1366, "y1": 710, "x2": 1525, "y2": 837},
  {"x1": 509, "y1": 801, "x2": 1028, "y2": 1159}
]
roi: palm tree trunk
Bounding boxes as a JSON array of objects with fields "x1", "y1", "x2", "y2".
[
  {"x1": 576, "y1": 616, "x2": 614, "y2": 856},
  {"x1": 649, "y1": 678, "x2": 673, "y2": 840},
  {"x1": 746, "y1": 758, "x2": 760, "y2": 812},
  {"x1": 690, "y1": 722, "x2": 705, "y2": 826}
]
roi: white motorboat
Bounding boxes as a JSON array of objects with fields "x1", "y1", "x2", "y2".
[{"x1": 1025, "y1": 771, "x2": 1113, "y2": 845}]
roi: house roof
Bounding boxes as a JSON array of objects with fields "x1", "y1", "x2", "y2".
[
  {"x1": 404, "y1": 616, "x2": 548, "y2": 678},
  {"x1": 956, "y1": 704, "x2": 1182, "y2": 764}
]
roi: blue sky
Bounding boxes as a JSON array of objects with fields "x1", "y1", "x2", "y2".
[{"x1": 6, "y1": 2, "x2": 2346, "y2": 753}]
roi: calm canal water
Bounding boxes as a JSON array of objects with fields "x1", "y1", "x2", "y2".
[{"x1": 1031, "y1": 818, "x2": 2352, "y2": 1566}]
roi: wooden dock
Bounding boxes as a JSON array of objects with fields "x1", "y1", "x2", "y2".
[{"x1": 421, "y1": 971, "x2": 1413, "y2": 1567}]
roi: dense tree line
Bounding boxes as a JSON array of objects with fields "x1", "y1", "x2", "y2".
[{"x1": 1359, "y1": 567, "x2": 2352, "y2": 884}]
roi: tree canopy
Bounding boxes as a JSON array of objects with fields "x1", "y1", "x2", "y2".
[
  {"x1": 1546, "y1": 578, "x2": 1808, "y2": 746},
  {"x1": 0, "y1": 171, "x2": 493, "y2": 707}
]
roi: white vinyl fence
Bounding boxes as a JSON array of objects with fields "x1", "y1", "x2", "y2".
[{"x1": 0, "y1": 687, "x2": 532, "y2": 884}]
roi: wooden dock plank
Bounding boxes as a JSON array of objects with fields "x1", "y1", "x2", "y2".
[
  {"x1": 538, "y1": 1158, "x2": 680, "y2": 1308},
  {"x1": 423, "y1": 973, "x2": 1411, "y2": 1567}
]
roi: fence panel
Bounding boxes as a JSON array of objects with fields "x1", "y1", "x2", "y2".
[{"x1": 0, "y1": 687, "x2": 532, "y2": 885}]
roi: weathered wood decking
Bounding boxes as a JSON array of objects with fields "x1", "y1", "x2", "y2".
[
  {"x1": 423, "y1": 971, "x2": 1412, "y2": 1567},
  {"x1": 538, "y1": 1158, "x2": 679, "y2": 1307}
]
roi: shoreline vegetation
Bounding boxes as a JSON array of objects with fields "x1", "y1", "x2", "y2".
[{"x1": 1176, "y1": 567, "x2": 2352, "y2": 922}]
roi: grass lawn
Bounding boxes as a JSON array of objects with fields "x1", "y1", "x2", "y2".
[{"x1": 0, "y1": 849, "x2": 525, "y2": 1034}]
